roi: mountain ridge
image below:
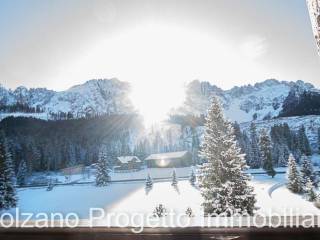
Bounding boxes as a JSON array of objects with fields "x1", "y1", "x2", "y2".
[
  {"x1": 0, "y1": 78, "x2": 134, "y2": 120},
  {"x1": 1, "y1": 78, "x2": 319, "y2": 122},
  {"x1": 175, "y1": 78, "x2": 318, "y2": 123}
]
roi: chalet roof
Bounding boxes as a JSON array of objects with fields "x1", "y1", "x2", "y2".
[
  {"x1": 145, "y1": 151, "x2": 189, "y2": 161},
  {"x1": 117, "y1": 156, "x2": 141, "y2": 164}
]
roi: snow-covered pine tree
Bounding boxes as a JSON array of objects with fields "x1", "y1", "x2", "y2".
[
  {"x1": 145, "y1": 173, "x2": 153, "y2": 194},
  {"x1": 249, "y1": 122, "x2": 261, "y2": 169},
  {"x1": 242, "y1": 131, "x2": 252, "y2": 166},
  {"x1": 199, "y1": 97, "x2": 256, "y2": 216},
  {"x1": 46, "y1": 178, "x2": 54, "y2": 191},
  {"x1": 298, "y1": 126, "x2": 312, "y2": 156},
  {"x1": 0, "y1": 131, "x2": 17, "y2": 209},
  {"x1": 189, "y1": 168, "x2": 196, "y2": 186},
  {"x1": 17, "y1": 159, "x2": 28, "y2": 186},
  {"x1": 67, "y1": 144, "x2": 77, "y2": 167},
  {"x1": 234, "y1": 122, "x2": 245, "y2": 152},
  {"x1": 281, "y1": 123, "x2": 294, "y2": 150},
  {"x1": 171, "y1": 169, "x2": 178, "y2": 187},
  {"x1": 275, "y1": 143, "x2": 290, "y2": 167},
  {"x1": 259, "y1": 129, "x2": 276, "y2": 178},
  {"x1": 300, "y1": 155, "x2": 317, "y2": 188},
  {"x1": 185, "y1": 207, "x2": 194, "y2": 217},
  {"x1": 133, "y1": 140, "x2": 148, "y2": 161},
  {"x1": 153, "y1": 204, "x2": 167, "y2": 217},
  {"x1": 305, "y1": 177, "x2": 317, "y2": 202},
  {"x1": 95, "y1": 148, "x2": 110, "y2": 186},
  {"x1": 292, "y1": 133, "x2": 302, "y2": 161},
  {"x1": 191, "y1": 130, "x2": 200, "y2": 165},
  {"x1": 287, "y1": 154, "x2": 303, "y2": 193}
]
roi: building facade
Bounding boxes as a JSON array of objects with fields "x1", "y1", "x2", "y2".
[
  {"x1": 145, "y1": 151, "x2": 192, "y2": 168},
  {"x1": 114, "y1": 156, "x2": 142, "y2": 171}
]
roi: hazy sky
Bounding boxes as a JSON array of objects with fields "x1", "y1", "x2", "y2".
[{"x1": 1, "y1": 0, "x2": 320, "y2": 123}]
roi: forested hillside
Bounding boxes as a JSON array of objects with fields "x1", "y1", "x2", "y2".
[
  {"x1": 0, "y1": 115, "x2": 143, "y2": 173},
  {"x1": 279, "y1": 90, "x2": 320, "y2": 117}
]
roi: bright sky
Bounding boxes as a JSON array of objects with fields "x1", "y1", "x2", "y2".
[{"x1": 0, "y1": 0, "x2": 320, "y2": 125}]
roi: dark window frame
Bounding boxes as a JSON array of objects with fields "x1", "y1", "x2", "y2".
[{"x1": 1, "y1": 227, "x2": 320, "y2": 240}]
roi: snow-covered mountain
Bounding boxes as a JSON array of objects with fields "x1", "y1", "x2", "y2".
[
  {"x1": 176, "y1": 79, "x2": 316, "y2": 123},
  {"x1": 163, "y1": 79, "x2": 320, "y2": 154},
  {"x1": 0, "y1": 79, "x2": 134, "y2": 120},
  {"x1": 1, "y1": 78, "x2": 319, "y2": 125}
]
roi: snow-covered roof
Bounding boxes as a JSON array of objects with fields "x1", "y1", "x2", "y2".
[
  {"x1": 117, "y1": 156, "x2": 141, "y2": 164},
  {"x1": 145, "y1": 151, "x2": 189, "y2": 161}
]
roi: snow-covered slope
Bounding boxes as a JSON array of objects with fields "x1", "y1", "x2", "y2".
[
  {"x1": 6, "y1": 175, "x2": 320, "y2": 223},
  {"x1": 177, "y1": 79, "x2": 315, "y2": 123},
  {"x1": 240, "y1": 115, "x2": 320, "y2": 151},
  {"x1": 0, "y1": 79, "x2": 134, "y2": 120},
  {"x1": 158, "y1": 115, "x2": 320, "y2": 154}
]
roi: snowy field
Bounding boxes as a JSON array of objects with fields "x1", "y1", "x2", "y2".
[
  {"x1": 5, "y1": 156, "x2": 320, "y2": 226},
  {"x1": 109, "y1": 167, "x2": 192, "y2": 181},
  {"x1": 28, "y1": 167, "x2": 195, "y2": 185},
  {"x1": 3, "y1": 172, "x2": 320, "y2": 227},
  {"x1": 28, "y1": 161, "x2": 320, "y2": 185}
]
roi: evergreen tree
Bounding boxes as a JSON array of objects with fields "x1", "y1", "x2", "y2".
[
  {"x1": 17, "y1": 159, "x2": 28, "y2": 186},
  {"x1": 145, "y1": 173, "x2": 153, "y2": 194},
  {"x1": 153, "y1": 204, "x2": 167, "y2": 217},
  {"x1": 191, "y1": 129, "x2": 200, "y2": 165},
  {"x1": 298, "y1": 126, "x2": 312, "y2": 156},
  {"x1": 300, "y1": 155, "x2": 317, "y2": 188},
  {"x1": 242, "y1": 131, "x2": 252, "y2": 166},
  {"x1": 46, "y1": 178, "x2": 54, "y2": 191},
  {"x1": 305, "y1": 177, "x2": 317, "y2": 202},
  {"x1": 318, "y1": 127, "x2": 320, "y2": 154},
  {"x1": 282, "y1": 123, "x2": 294, "y2": 150},
  {"x1": 166, "y1": 129, "x2": 174, "y2": 152},
  {"x1": 171, "y1": 169, "x2": 178, "y2": 187},
  {"x1": 199, "y1": 97, "x2": 256, "y2": 216},
  {"x1": 95, "y1": 148, "x2": 110, "y2": 186},
  {"x1": 0, "y1": 131, "x2": 17, "y2": 209},
  {"x1": 153, "y1": 131, "x2": 164, "y2": 153},
  {"x1": 67, "y1": 144, "x2": 77, "y2": 167},
  {"x1": 292, "y1": 133, "x2": 302, "y2": 161},
  {"x1": 274, "y1": 143, "x2": 290, "y2": 167},
  {"x1": 234, "y1": 122, "x2": 245, "y2": 152},
  {"x1": 270, "y1": 124, "x2": 292, "y2": 167},
  {"x1": 249, "y1": 122, "x2": 261, "y2": 168},
  {"x1": 189, "y1": 168, "x2": 196, "y2": 186},
  {"x1": 185, "y1": 207, "x2": 194, "y2": 217},
  {"x1": 259, "y1": 129, "x2": 276, "y2": 178},
  {"x1": 133, "y1": 140, "x2": 148, "y2": 161},
  {"x1": 287, "y1": 154, "x2": 303, "y2": 193}
]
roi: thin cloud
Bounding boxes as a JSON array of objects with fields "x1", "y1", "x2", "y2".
[{"x1": 240, "y1": 36, "x2": 268, "y2": 60}]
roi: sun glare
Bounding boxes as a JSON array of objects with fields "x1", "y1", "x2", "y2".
[
  {"x1": 157, "y1": 158, "x2": 170, "y2": 168},
  {"x1": 70, "y1": 23, "x2": 267, "y2": 127}
]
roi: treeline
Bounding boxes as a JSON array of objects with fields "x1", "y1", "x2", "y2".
[
  {"x1": 279, "y1": 90, "x2": 320, "y2": 117},
  {"x1": 0, "y1": 115, "x2": 143, "y2": 173},
  {"x1": 140, "y1": 123, "x2": 202, "y2": 165},
  {"x1": 133, "y1": 127, "x2": 195, "y2": 161},
  {"x1": 0, "y1": 103, "x2": 43, "y2": 113},
  {"x1": 0, "y1": 131, "x2": 17, "y2": 210},
  {"x1": 0, "y1": 104, "x2": 117, "y2": 121},
  {"x1": 47, "y1": 111, "x2": 121, "y2": 121},
  {"x1": 234, "y1": 122, "x2": 315, "y2": 169},
  {"x1": 168, "y1": 114, "x2": 205, "y2": 127}
]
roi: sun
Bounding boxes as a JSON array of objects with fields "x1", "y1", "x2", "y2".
[
  {"x1": 111, "y1": 23, "x2": 197, "y2": 127},
  {"x1": 70, "y1": 23, "x2": 266, "y2": 127}
]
